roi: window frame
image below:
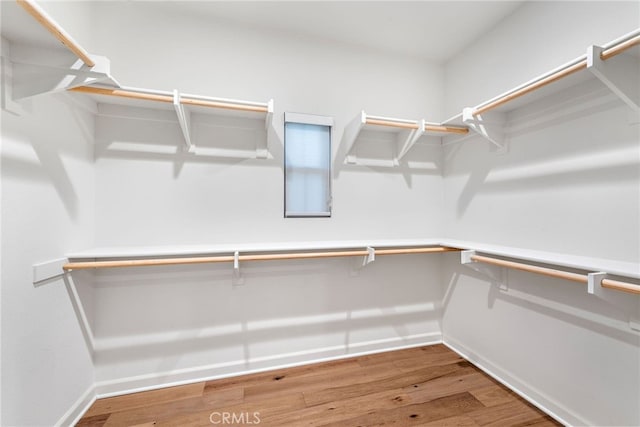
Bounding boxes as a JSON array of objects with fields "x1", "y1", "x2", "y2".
[{"x1": 283, "y1": 112, "x2": 333, "y2": 218}]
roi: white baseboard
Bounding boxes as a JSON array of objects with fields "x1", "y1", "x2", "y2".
[
  {"x1": 56, "y1": 385, "x2": 96, "y2": 427},
  {"x1": 94, "y1": 332, "x2": 442, "y2": 398},
  {"x1": 443, "y1": 335, "x2": 584, "y2": 427}
]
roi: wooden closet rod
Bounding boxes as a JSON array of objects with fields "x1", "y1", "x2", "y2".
[
  {"x1": 471, "y1": 254, "x2": 640, "y2": 295},
  {"x1": 17, "y1": 0, "x2": 95, "y2": 67},
  {"x1": 70, "y1": 86, "x2": 270, "y2": 113},
  {"x1": 473, "y1": 32, "x2": 640, "y2": 117},
  {"x1": 471, "y1": 254, "x2": 587, "y2": 283},
  {"x1": 424, "y1": 124, "x2": 469, "y2": 135},
  {"x1": 473, "y1": 60, "x2": 587, "y2": 116},
  {"x1": 601, "y1": 278, "x2": 640, "y2": 295},
  {"x1": 366, "y1": 118, "x2": 420, "y2": 130},
  {"x1": 601, "y1": 33, "x2": 640, "y2": 60},
  {"x1": 62, "y1": 246, "x2": 459, "y2": 271},
  {"x1": 366, "y1": 118, "x2": 469, "y2": 135}
]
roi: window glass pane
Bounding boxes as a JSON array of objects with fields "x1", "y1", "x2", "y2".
[{"x1": 285, "y1": 122, "x2": 331, "y2": 217}]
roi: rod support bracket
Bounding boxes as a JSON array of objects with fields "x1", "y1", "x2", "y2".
[
  {"x1": 461, "y1": 250, "x2": 507, "y2": 290},
  {"x1": 232, "y1": 251, "x2": 244, "y2": 285},
  {"x1": 587, "y1": 44, "x2": 640, "y2": 112},
  {"x1": 461, "y1": 250, "x2": 476, "y2": 264},
  {"x1": 363, "y1": 246, "x2": 376, "y2": 267},
  {"x1": 587, "y1": 272, "x2": 607, "y2": 295},
  {"x1": 463, "y1": 108, "x2": 507, "y2": 153}
]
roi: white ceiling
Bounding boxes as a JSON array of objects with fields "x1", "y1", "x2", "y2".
[
  {"x1": 149, "y1": 1, "x2": 525, "y2": 62},
  {"x1": 0, "y1": 1, "x2": 525, "y2": 63}
]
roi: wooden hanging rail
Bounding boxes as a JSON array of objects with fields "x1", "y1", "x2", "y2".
[
  {"x1": 17, "y1": 0, "x2": 95, "y2": 67},
  {"x1": 469, "y1": 254, "x2": 640, "y2": 295},
  {"x1": 365, "y1": 117, "x2": 419, "y2": 130},
  {"x1": 424, "y1": 124, "x2": 469, "y2": 135},
  {"x1": 600, "y1": 33, "x2": 640, "y2": 60},
  {"x1": 62, "y1": 246, "x2": 459, "y2": 271},
  {"x1": 365, "y1": 117, "x2": 469, "y2": 135},
  {"x1": 70, "y1": 86, "x2": 270, "y2": 114},
  {"x1": 471, "y1": 254, "x2": 588, "y2": 283},
  {"x1": 472, "y1": 30, "x2": 640, "y2": 117}
]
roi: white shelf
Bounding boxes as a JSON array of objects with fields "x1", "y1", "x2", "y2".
[
  {"x1": 65, "y1": 238, "x2": 445, "y2": 260},
  {"x1": 59, "y1": 238, "x2": 640, "y2": 279},
  {"x1": 442, "y1": 29, "x2": 640, "y2": 148},
  {"x1": 0, "y1": 0, "x2": 118, "y2": 107},
  {"x1": 446, "y1": 239, "x2": 640, "y2": 280},
  {"x1": 71, "y1": 85, "x2": 275, "y2": 159},
  {"x1": 338, "y1": 111, "x2": 468, "y2": 167}
]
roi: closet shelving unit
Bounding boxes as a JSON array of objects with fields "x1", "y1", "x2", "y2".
[
  {"x1": 10, "y1": 1, "x2": 639, "y2": 320},
  {"x1": 70, "y1": 85, "x2": 275, "y2": 158},
  {"x1": 441, "y1": 29, "x2": 640, "y2": 149},
  {"x1": 0, "y1": 0, "x2": 119, "y2": 111},
  {"x1": 339, "y1": 111, "x2": 469, "y2": 165},
  {"x1": 1, "y1": 0, "x2": 275, "y2": 159}
]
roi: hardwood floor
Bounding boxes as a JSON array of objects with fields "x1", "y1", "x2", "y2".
[{"x1": 77, "y1": 345, "x2": 559, "y2": 426}]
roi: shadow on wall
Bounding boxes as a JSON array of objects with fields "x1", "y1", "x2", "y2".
[
  {"x1": 92, "y1": 105, "x2": 280, "y2": 178},
  {"x1": 1, "y1": 93, "x2": 95, "y2": 220},
  {"x1": 65, "y1": 255, "x2": 444, "y2": 378},
  {"x1": 444, "y1": 79, "x2": 640, "y2": 219},
  {"x1": 441, "y1": 252, "x2": 639, "y2": 347}
]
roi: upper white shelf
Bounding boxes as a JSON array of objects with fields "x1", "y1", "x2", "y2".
[
  {"x1": 339, "y1": 111, "x2": 468, "y2": 166},
  {"x1": 65, "y1": 238, "x2": 446, "y2": 260},
  {"x1": 70, "y1": 84, "x2": 275, "y2": 159},
  {"x1": 442, "y1": 29, "x2": 640, "y2": 149},
  {"x1": 0, "y1": 0, "x2": 118, "y2": 106},
  {"x1": 446, "y1": 239, "x2": 640, "y2": 280},
  {"x1": 60, "y1": 238, "x2": 640, "y2": 280}
]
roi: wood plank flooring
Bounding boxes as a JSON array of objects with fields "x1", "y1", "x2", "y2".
[{"x1": 77, "y1": 345, "x2": 559, "y2": 426}]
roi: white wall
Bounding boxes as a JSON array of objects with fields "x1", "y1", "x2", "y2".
[
  {"x1": 79, "y1": 2, "x2": 448, "y2": 393},
  {"x1": 442, "y1": 2, "x2": 640, "y2": 425},
  {"x1": 89, "y1": 2, "x2": 444, "y2": 246},
  {"x1": 1, "y1": 86, "x2": 96, "y2": 424},
  {"x1": 443, "y1": 0, "x2": 640, "y2": 120}
]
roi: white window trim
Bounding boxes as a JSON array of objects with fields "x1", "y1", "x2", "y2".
[{"x1": 284, "y1": 112, "x2": 333, "y2": 218}]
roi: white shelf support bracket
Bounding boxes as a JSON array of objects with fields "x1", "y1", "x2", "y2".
[
  {"x1": 587, "y1": 272, "x2": 639, "y2": 331},
  {"x1": 233, "y1": 251, "x2": 244, "y2": 286},
  {"x1": 3, "y1": 43, "x2": 117, "y2": 103},
  {"x1": 587, "y1": 45, "x2": 640, "y2": 113},
  {"x1": 257, "y1": 99, "x2": 274, "y2": 159},
  {"x1": 173, "y1": 90, "x2": 194, "y2": 152},
  {"x1": 342, "y1": 111, "x2": 367, "y2": 164},
  {"x1": 33, "y1": 257, "x2": 68, "y2": 285},
  {"x1": 463, "y1": 107, "x2": 507, "y2": 153},
  {"x1": 461, "y1": 250, "x2": 507, "y2": 290},
  {"x1": 396, "y1": 120, "x2": 424, "y2": 163}
]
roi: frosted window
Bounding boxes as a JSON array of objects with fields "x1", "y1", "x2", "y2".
[{"x1": 285, "y1": 120, "x2": 331, "y2": 217}]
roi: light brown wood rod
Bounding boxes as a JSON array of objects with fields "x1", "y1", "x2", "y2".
[
  {"x1": 601, "y1": 278, "x2": 640, "y2": 295},
  {"x1": 70, "y1": 86, "x2": 174, "y2": 103},
  {"x1": 63, "y1": 255, "x2": 236, "y2": 270},
  {"x1": 473, "y1": 60, "x2": 587, "y2": 117},
  {"x1": 62, "y1": 246, "x2": 458, "y2": 270},
  {"x1": 470, "y1": 254, "x2": 588, "y2": 283},
  {"x1": 70, "y1": 86, "x2": 269, "y2": 113},
  {"x1": 180, "y1": 98, "x2": 268, "y2": 113},
  {"x1": 600, "y1": 34, "x2": 640, "y2": 60},
  {"x1": 17, "y1": 0, "x2": 96, "y2": 67},
  {"x1": 424, "y1": 125, "x2": 469, "y2": 135},
  {"x1": 366, "y1": 118, "x2": 420, "y2": 130}
]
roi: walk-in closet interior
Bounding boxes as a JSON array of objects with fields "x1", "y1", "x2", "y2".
[{"x1": 1, "y1": 0, "x2": 639, "y2": 425}]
